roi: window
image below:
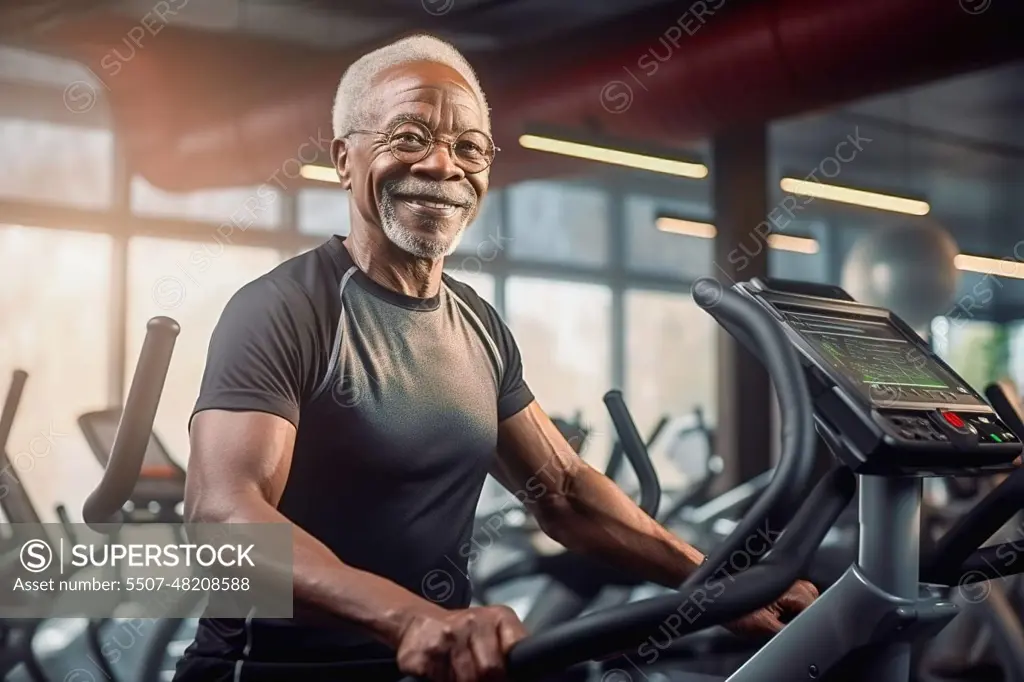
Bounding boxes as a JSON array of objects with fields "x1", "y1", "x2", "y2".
[
  {"x1": 506, "y1": 277, "x2": 612, "y2": 466},
  {"x1": 625, "y1": 289, "x2": 717, "y2": 487},
  {"x1": 931, "y1": 317, "x2": 1006, "y2": 393},
  {"x1": 299, "y1": 188, "x2": 350, "y2": 236},
  {"x1": 0, "y1": 46, "x2": 102, "y2": 90},
  {"x1": 126, "y1": 238, "x2": 285, "y2": 460},
  {"x1": 454, "y1": 190, "x2": 504, "y2": 255},
  {"x1": 1008, "y1": 321, "x2": 1024, "y2": 393},
  {"x1": 0, "y1": 118, "x2": 113, "y2": 209},
  {"x1": 626, "y1": 194, "x2": 712, "y2": 279},
  {"x1": 625, "y1": 289, "x2": 717, "y2": 427},
  {"x1": 131, "y1": 175, "x2": 283, "y2": 228},
  {"x1": 508, "y1": 182, "x2": 608, "y2": 266},
  {"x1": 0, "y1": 226, "x2": 112, "y2": 521},
  {"x1": 446, "y1": 271, "x2": 496, "y2": 306}
]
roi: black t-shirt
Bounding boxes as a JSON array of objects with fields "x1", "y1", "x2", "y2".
[{"x1": 177, "y1": 236, "x2": 533, "y2": 679}]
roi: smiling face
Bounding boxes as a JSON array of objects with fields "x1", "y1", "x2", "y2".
[{"x1": 336, "y1": 60, "x2": 490, "y2": 260}]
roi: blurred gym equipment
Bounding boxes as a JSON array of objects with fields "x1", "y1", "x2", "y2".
[
  {"x1": 76, "y1": 408, "x2": 199, "y2": 682},
  {"x1": 0, "y1": 371, "x2": 49, "y2": 682}
]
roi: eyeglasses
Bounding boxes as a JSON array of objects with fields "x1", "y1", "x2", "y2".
[{"x1": 347, "y1": 120, "x2": 498, "y2": 174}]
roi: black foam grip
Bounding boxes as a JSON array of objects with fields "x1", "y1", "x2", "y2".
[
  {"x1": 83, "y1": 317, "x2": 179, "y2": 531},
  {"x1": 604, "y1": 390, "x2": 660, "y2": 517},
  {"x1": 684, "y1": 281, "x2": 817, "y2": 587}
]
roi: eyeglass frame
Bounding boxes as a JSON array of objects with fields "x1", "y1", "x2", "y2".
[{"x1": 344, "y1": 120, "x2": 499, "y2": 174}]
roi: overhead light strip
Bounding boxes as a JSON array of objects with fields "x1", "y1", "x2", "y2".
[
  {"x1": 780, "y1": 178, "x2": 929, "y2": 215},
  {"x1": 767, "y1": 233, "x2": 820, "y2": 254},
  {"x1": 654, "y1": 217, "x2": 716, "y2": 238},
  {"x1": 519, "y1": 134, "x2": 708, "y2": 179},
  {"x1": 954, "y1": 254, "x2": 1024, "y2": 280}
]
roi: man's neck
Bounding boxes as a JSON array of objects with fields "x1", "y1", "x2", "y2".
[{"x1": 343, "y1": 228, "x2": 444, "y2": 299}]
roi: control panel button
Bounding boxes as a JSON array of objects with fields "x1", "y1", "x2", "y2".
[{"x1": 942, "y1": 411, "x2": 965, "y2": 429}]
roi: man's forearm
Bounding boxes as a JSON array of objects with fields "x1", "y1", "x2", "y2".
[
  {"x1": 189, "y1": 492, "x2": 440, "y2": 646},
  {"x1": 536, "y1": 465, "x2": 705, "y2": 587}
]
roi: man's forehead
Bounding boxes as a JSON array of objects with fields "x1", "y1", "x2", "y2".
[{"x1": 368, "y1": 62, "x2": 486, "y2": 127}]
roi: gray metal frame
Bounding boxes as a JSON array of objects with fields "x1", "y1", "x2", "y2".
[
  {"x1": 728, "y1": 476, "x2": 959, "y2": 682},
  {"x1": 920, "y1": 517, "x2": 1024, "y2": 682}
]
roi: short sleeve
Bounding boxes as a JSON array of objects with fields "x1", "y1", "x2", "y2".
[
  {"x1": 487, "y1": 308, "x2": 534, "y2": 421},
  {"x1": 192, "y1": 277, "x2": 320, "y2": 428}
]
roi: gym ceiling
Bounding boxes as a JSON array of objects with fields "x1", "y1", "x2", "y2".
[{"x1": 1, "y1": 0, "x2": 1023, "y2": 262}]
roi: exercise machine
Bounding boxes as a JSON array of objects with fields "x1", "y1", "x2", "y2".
[
  {"x1": 77, "y1": 318, "x2": 181, "y2": 682},
  {"x1": 433, "y1": 277, "x2": 1024, "y2": 682},
  {"x1": 688, "y1": 277, "x2": 1024, "y2": 682},
  {"x1": 0, "y1": 371, "x2": 105, "y2": 682},
  {"x1": 76, "y1": 407, "x2": 199, "y2": 682},
  {"x1": 0, "y1": 370, "x2": 49, "y2": 682}
]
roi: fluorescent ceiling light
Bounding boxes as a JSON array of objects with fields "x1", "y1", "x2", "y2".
[
  {"x1": 780, "y1": 178, "x2": 929, "y2": 215},
  {"x1": 519, "y1": 134, "x2": 708, "y2": 179},
  {"x1": 767, "y1": 233, "x2": 820, "y2": 254},
  {"x1": 656, "y1": 217, "x2": 819, "y2": 254},
  {"x1": 655, "y1": 217, "x2": 716, "y2": 238},
  {"x1": 954, "y1": 254, "x2": 1024, "y2": 280},
  {"x1": 300, "y1": 164, "x2": 339, "y2": 183}
]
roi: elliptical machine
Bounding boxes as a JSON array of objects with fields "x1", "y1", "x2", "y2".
[{"x1": 455, "y1": 277, "x2": 1024, "y2": 682}]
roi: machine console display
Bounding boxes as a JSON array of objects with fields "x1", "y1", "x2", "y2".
[
  {"x1": 734, "y1": 279, "x2": 1022, "y2": 476},
  {"x1": 782, "y1": 309, "x2": 982, "y2": 409}
]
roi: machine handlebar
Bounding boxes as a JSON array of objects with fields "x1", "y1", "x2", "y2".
[
  {"x1": 603, "y1": 390, "x2": 661, "y2": 517},
  {"x1": 83, "y1": 317, "x2": 179, "y2": 531},
  {"x1": 0, "y1": 370, "x2": 27, "y2": 453}
]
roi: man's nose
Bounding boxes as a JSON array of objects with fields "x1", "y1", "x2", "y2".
[{"x1": 410, "y1": 143, "x2": 465, "y2": 181}]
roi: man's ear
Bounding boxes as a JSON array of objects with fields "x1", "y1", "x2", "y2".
[{"x1": 331, "y1": 137, "x2": 352, "y2": 190}]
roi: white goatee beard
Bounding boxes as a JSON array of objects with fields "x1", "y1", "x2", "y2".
[{"x1": 378, "y1": 190, "x2": 471, "y2": 259}]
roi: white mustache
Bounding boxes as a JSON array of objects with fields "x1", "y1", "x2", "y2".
[{"x1": 383, "y1": 181, "x2": 474, "y2": 208}]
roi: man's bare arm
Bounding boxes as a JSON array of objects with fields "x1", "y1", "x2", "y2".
[
  {"x1": 186, "y1": 409, "x2": 443, "y2": 646},
  {"x1": 492, "y1": 402, "x2": 705, "y2": 587}
]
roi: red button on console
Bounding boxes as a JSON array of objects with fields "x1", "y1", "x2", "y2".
[{"x1": 942, "y1": 411, "x2": 965, "y2": 428}]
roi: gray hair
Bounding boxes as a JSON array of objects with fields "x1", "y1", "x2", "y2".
[{"x1": 332, "y1": 34, "x2": 490, "y2": 138}]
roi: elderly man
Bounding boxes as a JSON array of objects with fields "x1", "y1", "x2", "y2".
[{"x1": 174, "y1": 33, "x2": 817, "y2": 682}]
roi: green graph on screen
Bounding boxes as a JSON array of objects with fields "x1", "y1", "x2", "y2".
[{"x1": 818, "y1": 335, "x2": 948, "y2": 388}]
